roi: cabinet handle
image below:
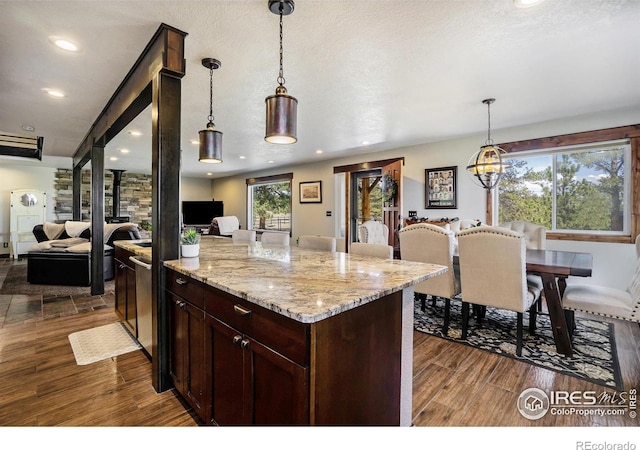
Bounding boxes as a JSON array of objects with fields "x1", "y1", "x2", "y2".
[
  {"x1": 176, "y1": 278, "x2": 188, "y2": 285},
  {"x1": 119, "y1": 264, "x2": 126, "y2": 269},
  {"x1": 240, "y1": 339, "x2": 250, "y2": 349},
  {"x1": 232, "y1": 335, "x2": 242, "y2": 345},
  {"x1": 233, "y1": 304, "x2": 252, "y2": 318},
  {"x1": 176, "y1": 300, "x2": 186, "y2": 310}
]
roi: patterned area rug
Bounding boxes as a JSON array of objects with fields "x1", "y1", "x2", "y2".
[
  {"x1": 0, "y1": 264, "x2": 114, "y2": 297},
  {"x1": 68, "y1": 322, "x2": 141, "y2": 365},
  {"x1": 414, "y1": 297, "x2": 623, "y2": 390}
]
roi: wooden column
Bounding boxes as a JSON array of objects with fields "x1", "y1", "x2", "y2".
[
  {"x1": 72, "y1": 165, "x2": 81, "y2": 221},
  {"x1": 151, "y1": 71, "x2": 182, "y2": 392},
  {"x1": 90, "y1": 144, "x2": 105, "y2": 296}
]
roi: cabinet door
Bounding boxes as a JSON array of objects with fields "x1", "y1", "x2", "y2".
[
  {"x1": 169, "y1": 292, "x2": 207, "y2": 420},
  {"x1": 247, "y1": 337, "x2": 309, "y2": 425},
  {"x1": 114, "y1": 260, "x2": 127, "y2": 321},
  {"x1": 184, "y1": 301, "x2": 206, "y2": 419},
  {"x1": 207, "y1": 315, "x2": 244, "y2": 425},
  {"x1": 168, "y1": 293, "x2": 186, "y2": 396}
]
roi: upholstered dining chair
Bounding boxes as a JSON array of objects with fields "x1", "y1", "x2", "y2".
[
  {"x1": 456, "y1": 226, "x2": 541, "y2": 356},
  {"x1": 358, "y1": 220, "x2": 389, "y2": 245},
  {"x1": 398, "y1": 223, "x2": 460, "y2": 335},
  {"x1": 350, "y1": 242, "x2": 393, "y2": 260},
  {"x1": 260, "y1": 231, "x2": 290, "y2": 246},
  {"x1": 232, "y1": 229, "x2": 256, "y2": 243},
  {"x1": 562, "y1": 262, "x2": 640, "y2": 329},
  {"x1": 298, "y1": 235, "x2": 336, "y2": 252},
  {"x1": 499, "y1": 220, "x2": 547, "y2": 307}
]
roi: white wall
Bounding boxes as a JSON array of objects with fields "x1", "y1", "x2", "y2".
[
  {"x1": 211, "y1": 107, "x2": 640, "y2": 289},
  {"x1": 181, "y1": 176, "x2": 215, "y2": 201},
  {"x1": 0, "y1": 164, "x2": 58, "y2": 256}
]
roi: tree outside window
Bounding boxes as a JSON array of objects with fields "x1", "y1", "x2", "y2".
[
  {"x1": 247, "y1": 174, "x2": 292, "y2": 233},
  {"x1": 497, "y1": 144, "x2": 628, "y2": 234}
]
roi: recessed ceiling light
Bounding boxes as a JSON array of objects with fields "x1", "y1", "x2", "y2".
[
  {"x1": 119, "y1": 148, "x2": 130, "y2": 154},
  {"x1": 48, "y1": 36, "x2": 81, "y2": 52},
  {"x1": 22, "y1": 124, "x2": 35, "y2": 132},
  {"x1": 239, "y1": 155, "x2": 246, "y2": 159},
  {"x1": 315, "y1": 149, "x2": 323, "y2": 154},
  {"x1": 361, "y1": 141, "x2": 371, "y2": 146},
  {"x1": 190, "y1": 139, "x2": 199, "y2": 145},
  {"x1": 109, "y1": 157, "x2": 118, "y2": 161},
  {"x1": 514, "y1": 0, "x2": 545, "y2": 8},
  {"x1": 267, "y1": 160, "x2": 274, "y2": 164},
  {"x1": 128, "y1": 130, "x2": 142, "y2": 136},
  {"x1": 207, "y1": 172, "x2": 213, "y2": 176},
  {"x1": 42, "y1": 88, "x2": 65, "y2": 98}
]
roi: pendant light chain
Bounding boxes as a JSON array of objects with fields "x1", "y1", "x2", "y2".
[
  {"x1": 208, "y1": 65, "x2": 215, "y2": 126},
  {"x1": 485, "y1": 100, "x2": 493, "y2": 145},
  {"x1": 277, "y1": 4, "x2": 285, "y2": 87}
]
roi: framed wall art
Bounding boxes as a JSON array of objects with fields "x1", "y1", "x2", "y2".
[
  {"x1": 299, "y1": 180, "x2": 322, "y2": 203},
  {"x1": 425, "y1": 166, "x2": 457, "y2": 209}
]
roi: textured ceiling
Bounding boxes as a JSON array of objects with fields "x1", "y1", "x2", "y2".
[{"x1": 1, "y1": 0, "x2": 639, "y2": 178}]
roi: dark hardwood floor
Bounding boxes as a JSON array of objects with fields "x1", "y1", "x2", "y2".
[{"x1": 0, "y1": 257, "x2": 638, "y2": 428}]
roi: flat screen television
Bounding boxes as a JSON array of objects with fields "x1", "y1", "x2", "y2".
[{"x1": 182, "y1": 201, "x2": 224, "y2": 226}]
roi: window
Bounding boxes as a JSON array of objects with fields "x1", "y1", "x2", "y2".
[
  {"x1": 247, "y1": 173, "x2": 292, "y2": 233},
  {"x1": 495, "y1": 141, "x2": 630, "y2": 235}
]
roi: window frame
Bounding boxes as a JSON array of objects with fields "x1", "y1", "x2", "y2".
[
  {"x1": 493, "y1": 140, "x2": 631, "y2": 236},
  {"x1": 489, "y1": 124, "x2": 640, "y2": 244},
  {"x1": 246, "y1": 172, "x2": 293, "y2": 234}
]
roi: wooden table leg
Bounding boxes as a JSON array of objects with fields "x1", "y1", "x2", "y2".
[{"x1": 541, "y1": 273, "x2": 573, "y2": 357}]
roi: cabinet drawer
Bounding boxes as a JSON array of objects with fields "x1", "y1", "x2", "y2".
[
  {"x1": 205, "y1": 286, "x2": 309, "y2": 365},
  {"x1": 166, "y1": 269, "x2": 205, "y2": 309}
]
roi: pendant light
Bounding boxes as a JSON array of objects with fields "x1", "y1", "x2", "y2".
[
  {"x1": 466, "y1": 98, "x2": 509, "y2": 191},
  {"x1": 199, "y1": 58, "x2": 223, "y2": 163},
  {"x1": 265, "y1": 0, "x2": 298, "y2": 144}
]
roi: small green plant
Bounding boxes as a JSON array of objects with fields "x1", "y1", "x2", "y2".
[{"x1": 181, "y1": 229, "x2": 200, "y2": 245}]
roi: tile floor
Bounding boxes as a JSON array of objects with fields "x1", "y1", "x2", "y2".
[{"x1": 0, "y1": 257, "x2": 114, "y2": 327}]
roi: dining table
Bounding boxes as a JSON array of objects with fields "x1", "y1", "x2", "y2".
[
  {"x1": 525, "y1": 249, "x2": 593, "y2": 357},
  {"x1": 453, "y1": 248, "x2": 593, "y2": 358}
]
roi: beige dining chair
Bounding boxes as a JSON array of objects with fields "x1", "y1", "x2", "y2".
[
  {"x1": 358, "y1": 220, "x2": 389, "y2": 245},
  {"x1": 260, "y1": 231, "x2": 290, "y2": 246},
  {"x1": 232, "y1": 229, "x2": 256, "y2": 243},
  {"x1": 562, "y1": 262, "x2": 640, "y2": 328},
  {"x1": 499, "y1": 220, "x2": 547, "y2": 309},
  {"x1": 298, "y1": 235, "x2": 336, "y2": 252},
  {"x1": 350, "y1": 242, "x2": 393, "y2": 260},
  {"x1": 398, "y1": 223, "x2": 460, "y2": 335},
  {"x1": 457, "y1": 226, "x2": 541, "y2": 356}
]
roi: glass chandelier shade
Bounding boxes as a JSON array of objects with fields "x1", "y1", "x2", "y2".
[
  {"x1": 265, "y1": 0, "x2": 298, "y2": 144},
  {"x1": 466, "y1": 98, "x2": 508, "y2": 191},
  {"x1": 199, "y1": 58, "x2": 223, "y2": 163}
]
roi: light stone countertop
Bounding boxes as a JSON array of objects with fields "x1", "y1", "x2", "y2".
[{"x1": 158, "y1": 235, "x2": 446, "y2": 324}]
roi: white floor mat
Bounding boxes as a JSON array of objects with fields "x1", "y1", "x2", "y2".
[{"x1": 68, "y1": 322, "x2": 141, "y2": 365}]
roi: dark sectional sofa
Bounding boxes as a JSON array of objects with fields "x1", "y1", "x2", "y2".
[{"x1": 27, "y1": 222, "x2": 141, "y2": 286}]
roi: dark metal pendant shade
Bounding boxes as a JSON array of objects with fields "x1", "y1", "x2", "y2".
[
  {"x1": 265, "y1": 88, "x2": 298, "y2": 144},
  {"x1": 199, "y1": 127, "x2": 223, "y2": 163},
  {"x1": 199, "y1": 57, "x2": 222, "y2": 163}
]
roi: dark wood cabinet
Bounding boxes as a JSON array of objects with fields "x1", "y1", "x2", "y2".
[
  {"x1": 165, "y1": 268, "x2": 402, "y2": 426},
  {"x1": 114, "y1": 247, "x2": 136, "y2": 336},
  {"x1": 168, "y1": 291, "x2": 207, "y2": 420},
  {"x1": 206, "y1": 314, "x2": 308, "y2": 425}
]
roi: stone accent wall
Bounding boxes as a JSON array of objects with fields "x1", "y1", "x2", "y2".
[{"x1": 54, "y1": 169, "x2": 152, "y2": 225}]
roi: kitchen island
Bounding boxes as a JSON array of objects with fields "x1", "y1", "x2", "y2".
[{"x1": 161, "y1": 235, "x2": 446, "y2": 426}]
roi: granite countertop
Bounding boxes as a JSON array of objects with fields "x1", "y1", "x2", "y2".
[
  {"x1": 113, "y1": 239, "x2": 152, "y2": 261},
  {"x1": 161, "y1": 235, "x2": 446, "y2": 324}
]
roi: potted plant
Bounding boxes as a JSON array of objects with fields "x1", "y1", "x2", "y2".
[{"x1": 181, "y1": 229, "x2": 200, "y2": 257}]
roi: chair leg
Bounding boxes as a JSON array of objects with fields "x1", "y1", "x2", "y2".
[
  {"x1": 462, "y1": 301, "x2": 469, "y2": 340},
  {"x1": 420, "y1": 294, "x2": 426, "y2": 312},
  {"x1": 564, "y1": 309, "x2": 576, "y2": 339},
  {"x1": 528, "y1": 302, "x2": 537, "y2": 334},
  {"x1": 431, "y1": 295, "x2": 437, "y2": 307},
  {"x1": 516, "y1": 312, "x2": 523, "y2": 357},
  {"x1": 443, "y1": 298, "x2": 451, "y2": 336}
]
